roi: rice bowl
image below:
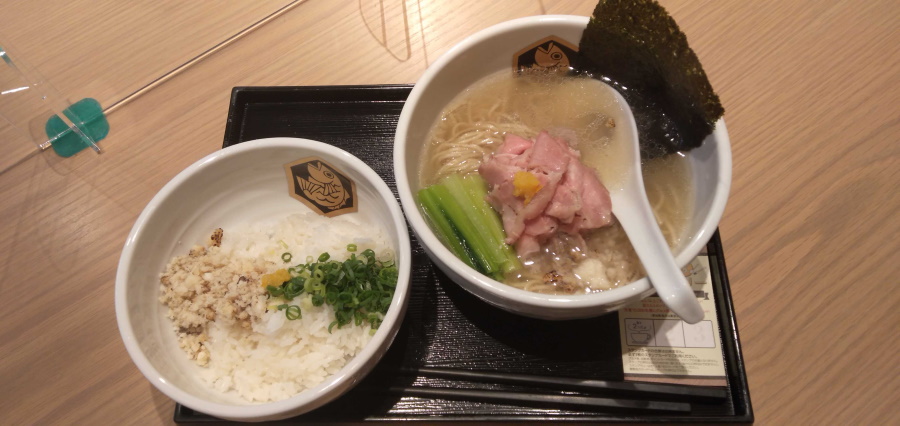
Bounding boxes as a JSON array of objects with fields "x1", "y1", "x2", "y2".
[{"x1": 116, "y1": 138, "x2": 411, "y2": 421}]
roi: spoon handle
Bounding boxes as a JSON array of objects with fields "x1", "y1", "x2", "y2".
[{"x1": 612, "y1": 193, "x2": 704, "y2": 324}]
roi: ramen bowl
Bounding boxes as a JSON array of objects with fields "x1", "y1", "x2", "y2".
[
  {"x1": 116, "y1": 138, "x2": 412, "y2": 421},
  {"x1": 393, "y1": 15, "x2": 730, "y2": 320}
]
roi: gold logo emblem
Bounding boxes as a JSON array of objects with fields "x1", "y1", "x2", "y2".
[
  {"x1": 513, "y1": 36, "x2": 579, "y2": 71},
  {"x1": 534, "y1": 42, "x2": 570, "y2": 68},
  {"x1": 284, "y1": 157, "x2": 357, "y2": 217}
]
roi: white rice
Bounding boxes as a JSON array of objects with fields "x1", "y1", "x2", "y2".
[
  {"x1": 199, "y1": 298, "x2": 374, "y2": 403},
  {"x1": 169, "y1": 212, "x2": 391, "y2": 403}
]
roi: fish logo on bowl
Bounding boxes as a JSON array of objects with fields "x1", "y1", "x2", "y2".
[
  {"x1": 513, "y1": 36, "x2": 579, "y2": 71},
  {"x1": 284, "y1": 157, "x2": 358, "y2": 217}
]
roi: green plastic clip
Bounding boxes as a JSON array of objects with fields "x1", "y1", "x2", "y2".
[{"x1": 45, "y1": 98, "x2": 109, "y2": 157}]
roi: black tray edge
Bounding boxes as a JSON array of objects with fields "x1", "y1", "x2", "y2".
[
  {"x1": 224, "y1": 84, "x2": 415, "y2": 148},
  {"x1": 708, "y1": 230, "x2": 754, "y2": 423}
]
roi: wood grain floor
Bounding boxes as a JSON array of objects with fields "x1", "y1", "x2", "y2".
[{"x1": 0, "y1": 1, "x2": 897, "y2": 424}]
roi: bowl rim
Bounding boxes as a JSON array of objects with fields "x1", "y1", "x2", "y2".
[
  {"x1": 393, "y1": 15, "x2": 731, "y2": 311},
  {"x1": 115, "y1": 137, "x2": 412, "y2": 420}
]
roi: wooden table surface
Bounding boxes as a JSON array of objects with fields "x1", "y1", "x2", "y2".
[{"x1": 1, "y1": 0, "x2": 897, "y2": 424}]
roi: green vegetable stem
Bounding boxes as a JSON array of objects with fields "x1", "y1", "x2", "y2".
[{"x1": 417, "y1": 174, "x2": 520, "y2": 280}]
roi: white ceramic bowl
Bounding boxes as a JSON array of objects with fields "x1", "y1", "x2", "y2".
[
  {"x1": 116, "y1": 138, "x2": 411, "y2": 421},
  {"x1": 393, "y1": 15, "x2": 730, "y2": 320}
]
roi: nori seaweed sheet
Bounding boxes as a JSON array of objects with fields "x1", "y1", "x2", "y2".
[{"x1": 575, "y1": 0, "x2": 724, "y2": 159}]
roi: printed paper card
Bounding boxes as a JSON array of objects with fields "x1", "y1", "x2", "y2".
[{"x1": 619, "y1": 255, "x2": 727, "y2": 386}]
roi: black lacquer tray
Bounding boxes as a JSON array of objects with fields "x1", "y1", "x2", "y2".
[{"x1": 174, "y1": 85, "x2": 752, "y2": 423}]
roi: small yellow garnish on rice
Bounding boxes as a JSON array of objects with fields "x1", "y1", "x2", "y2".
[
  {"x1": 513, "y1": 171, "x2": 543, "y2": 205},
  {"x1": 261, "y1": 268, "x2": 291, "y2": 288}
]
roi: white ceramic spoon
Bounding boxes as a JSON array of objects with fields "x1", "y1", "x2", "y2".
[{"x1": 608, "y1": 102, "x2": 704, "y2": 324}]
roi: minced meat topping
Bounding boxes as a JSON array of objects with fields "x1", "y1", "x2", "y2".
[{"x1": 158, "y1": 229, "x2": 273, "y2": 366}]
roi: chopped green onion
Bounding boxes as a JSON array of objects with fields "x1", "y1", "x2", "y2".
[
  {"x1": 266, "y1": 285, "x2": 284, "y2": 298},
  {"x1": 284, "y1": 305, "x2": 301, "y2": 320},
  {"x1": 263, "y1": 245, "x2": 398, "y2": 331},
  {"x1": 281, "y1": 252, "x2": 292, "y2": 263},
  {"x1": 275, "y1": 303, "x2": 302, "y2": 320}
]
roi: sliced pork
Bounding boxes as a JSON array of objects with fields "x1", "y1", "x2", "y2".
[{"x1": 479, "y1": 131, "x2": 613, "y2": 256}]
